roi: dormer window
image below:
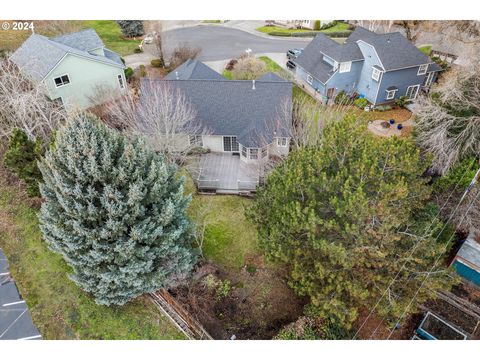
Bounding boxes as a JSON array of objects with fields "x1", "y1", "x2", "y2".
[
  {"x1": 417, "y1": 64, "x2": 428, "y2": 75},
  {"x1": 54, "y1": 74, "x2": 70, "y2": 87},
  {"x1": 371, "y1": 67, "x2": 382, "y2": 82},
  {"x1": 339, "y1": 62, "x2": 351, "y2": 73}
]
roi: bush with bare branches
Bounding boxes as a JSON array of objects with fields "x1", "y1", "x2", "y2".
[
  {"x1": 231, "y1": 57, "x2": 266, "y2": 80},
  {"x1": 0, "y1": 60, "x2": 67, "y2": 141},
  {"x1": 104, "y1": 81, "x2": 209, "y2": 164},
  {"x1": 169, "y1": 44, "x2": 201, "y2": 70},
  {"x1": 415, "y1": 65, "x2": 480, "y2": 174}
]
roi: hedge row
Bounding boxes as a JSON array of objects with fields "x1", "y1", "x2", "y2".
[{"x1": 268, "y1": 30, "x2": 352, "y2": 38}]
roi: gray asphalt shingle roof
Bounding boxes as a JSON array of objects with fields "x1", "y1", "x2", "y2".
[
  {"x1": 10, "y1": 29, "x2": 124, "y2": 82},
  {"x1": 141, "y1": 75, "x2": 292, "y2": 148},
  {"x1": 51, "y1": 29, "x2": 104, "y2": 52},
  {"x1": 164, "y1": 59, "x2": 225, "y2": 80},
  {"x1": 295, "y1": 26, "x2": 440, "y2": 82},
  {"x1": 0, "y1": 249, "x2": 42, "y2": 340}
]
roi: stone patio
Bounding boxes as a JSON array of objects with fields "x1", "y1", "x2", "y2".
[{"x1": 196, "y1": 153, "x2": 260, "y2": 193}]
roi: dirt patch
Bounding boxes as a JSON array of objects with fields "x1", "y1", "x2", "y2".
[{"x1": 170, "y1": 259, "x2": 306, "y2": 339}]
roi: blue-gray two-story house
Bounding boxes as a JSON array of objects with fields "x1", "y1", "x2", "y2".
[{"x1": 294, "y1": 27, "x2": 443, "y2": 105}]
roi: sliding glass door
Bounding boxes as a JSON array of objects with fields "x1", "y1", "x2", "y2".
[{"x1": 223, "y1": 136, "x2": 239, "y2": 152}]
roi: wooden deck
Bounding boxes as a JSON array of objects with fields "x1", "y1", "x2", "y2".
[{"x1": 197, "y1": 153, "x2": 260, "y2": 193}]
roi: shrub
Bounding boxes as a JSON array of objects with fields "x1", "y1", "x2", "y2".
[
  {"x1": 116, "y1": 20, "x2": 144, "y2": 38},
  {"x1": 323, "y1": 30, "x2": 352, "y2": 38},
  {"x1": 374, "y1": 105, "x2": 392, "y2": 112},
  {"x1": 169, "y1": 45, "x2": 201, "y2": 70},
  {"x1": 124, "y1": 67, "x2": 134, "y2": 80},
  {"x1": 354, "y1": 97, "x2": 368, "y2": 109},
  {"x1": 313, "y1": 20, "x2": 321, "y2": 31},
  {"x1": 133, "y1": 47, "x2": 143, "y2": 54},
  {"x1": 334, "y1": 90, "x2": 352, "y2": 105},
  {"x1": 225, "y1": 59, "x2": 238, "y2": 71},
  {"x1": 395, "y1": 95, "x2": 408, "y2": 108},
  {"x1": 151, "y1": 58, "x2": 164, "y2": 68},
  {"x1": 231, "y1": 57, "x2": 266, "y2": 80},
  {"x1": 269, "y1": 31, "x2": 292, "y2": 37},
  {"x1": 139, "y1": 64, "x2": 146, "y2": 77},
  {"x1": 431, "y1": 56, "x2": 449, "y2": 70},
  {"x1": 3, "y1": 128, "x2": 44, "y2": 197}
]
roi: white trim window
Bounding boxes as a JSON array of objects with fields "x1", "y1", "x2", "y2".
[
  {"x1": 371, "y1": 67, "x2": 382, "y2": 82},
  {"x1": 276, "y1": 137, "x2": 288, "y2": 147},
  {"x1": 189, "y1": 135, "x2": 203, "y2": 147},
  {"x1": 424, "y1": 72, "x2": 434, "y2": 87},
  {"x1": 53, "y1": 74, "x2": 70, "y2": 88},
  {"x1": 261, "y1": 147, "x2": 268, "y2": 158},
  {"x1": 249, "y1": 148, "x2": 258, "y2": 160},
  {"x1": 405, "y1": 84, "x2": 420, "y2": 100},
  {"x1": 306, "y1": 74, "x2": 313, "y2": 85},
  {"x1": 241, "y1": 145, "x2": 247, "y2": 158},
  {"x1": 417, "y1": 64, "x2": 428, "y2": 75},
  {"x1": 117, "y1": 74, "x2": 125, "y2": 89},
  {"x1": 339, "y1": 61, "x2": 351, "y2": 73},
  {"x1": 385, "y1": 89, "x2": 397, "y2": 100}
]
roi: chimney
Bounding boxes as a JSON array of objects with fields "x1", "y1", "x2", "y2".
[
  {"x1": 175, "y1": 71, "x2": 179, "y2": 80},
  {"x1": 252, "y1": 80, "x2": 256, "y2": 90}
]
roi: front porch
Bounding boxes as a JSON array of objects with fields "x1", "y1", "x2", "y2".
[{"x1": 195, "y1": 153, "x2": 261, "y2": 194}]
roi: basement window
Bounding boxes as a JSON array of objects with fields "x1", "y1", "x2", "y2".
[
  {"x1": 189, "y1": 135, "x2": 203, "y2": 147},
  {"x1": 54, "y1": 74, "x2": 70, "y2": 87}
]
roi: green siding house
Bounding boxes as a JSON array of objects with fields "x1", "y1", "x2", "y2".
[{"x1": 10, "y1": 29, "x2": 126, "y2": 110}]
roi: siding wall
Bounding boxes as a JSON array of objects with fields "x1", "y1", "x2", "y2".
[
  {"x1": 45, "y1": 54, "x2": 126, "y2": 110},
  {"x1": 376, "y1": 66, "x2": 429, "y2": 104},
  {"x1": 202, "y1": 135, "x2": 224, "y2": 152},
  {"x1": 356, "y1": 41, "x2": 383, "y2": 104},
  {"x1": 296, "y1": 65, "x2": 326, "y2": 97},
  {"x1": 326, "y1": 60, "x2": 363, "y2": 97}
]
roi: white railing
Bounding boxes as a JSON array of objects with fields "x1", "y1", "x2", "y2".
[{"x1": 237, "y1": 180, "x2": 259, "y2": 191}]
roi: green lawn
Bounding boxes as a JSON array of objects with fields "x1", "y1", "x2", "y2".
[
  {"x1": 82, "y1": 20, "x2": 141, "y2": 56},
  {"x1": 183, "y1": 172, "x2": 259, "y2": 270},
  {"x1": 0, "y1": 175, "x2": 183, "y2": 340},
  {"x1": 256, "y1": 22, "x2": 350, "y2": 36},
  {"x1": 222, "y1": 69, "x2": 233, "y2": 80},
  {"x1": 418, "y1": 45, "x2": 433, "y2": 56}
]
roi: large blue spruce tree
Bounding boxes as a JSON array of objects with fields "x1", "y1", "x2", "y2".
[{"x1": 38, "y1": 114, "x2": 195, "y2": 305}]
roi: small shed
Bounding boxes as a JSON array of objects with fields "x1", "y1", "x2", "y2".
[
  {"x1": 415, "y1": 312, "x2": 468, "y2": 340},
  {"x1": 451, "y1": 236, "x2": 480, "y2": 287}
]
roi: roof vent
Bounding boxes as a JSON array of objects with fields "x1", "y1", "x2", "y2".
[
  {"x1": 252, "y1": 80, "x2": 256, "y2": 90},
  {"x1": 175, "y1": 71, "x2": 179, "y2": 80}
]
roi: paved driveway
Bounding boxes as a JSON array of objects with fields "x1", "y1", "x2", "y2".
[
  {"x1": 125, "y1": 24, "x2": 308, "y2": 69},
  {"x1": 162, "y1": 25, "x2": 308, "y2": 61}
]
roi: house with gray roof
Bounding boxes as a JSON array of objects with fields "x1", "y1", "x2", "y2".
[
  {"x1": 10, "y1": 29, "x2": 126, "y2": 110},
  {"x1": 294, "y1": 26, "x2": 443, "y2": 105},
  {"x1": 142, "y1": 59, "x2": 292, "y2": 193},
  {"x1": 451, "y1": 235, "x2": 480, "y2": 288}
]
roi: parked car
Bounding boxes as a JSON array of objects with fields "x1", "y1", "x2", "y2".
[
  {"x1": 286, "y1": 60, "x2": 296, "y2": 70},
  {"x1": 287, "y1": 48, "x2": 303, "y2": 59},
  {"x1": 143, "y1": 34, "x2": 154, "y2": 44}
]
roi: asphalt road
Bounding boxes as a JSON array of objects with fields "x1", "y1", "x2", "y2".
[{"x1": 162, "y1": 25, "x2": 309, "y2": 61}]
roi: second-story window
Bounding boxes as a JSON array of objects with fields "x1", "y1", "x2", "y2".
[
  {"x1": 371, "y1": 67, "x2": 382, "y2": 82},
  {"x1": 54, "y1": 74, "x2": 70, "y2": 87},
  {"x1": 417, "y1": 64, "x2": 428, "y2": 75},
  {"x1": 276, "y1": 137, "x2": 288, "y2": 147},
  {"x1": 306, "y1": 74, "x2": 313, "y2": 85},
  {"x1": 339, "y1": 62, "x2": 351, "y2": 73}
]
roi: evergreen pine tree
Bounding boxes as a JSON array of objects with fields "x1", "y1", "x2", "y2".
[
  {"x1": 249, "y1": 115, "x2": 456, "y2": 328},
  {"x1": 3, "y1": 128, "x2": 44, "y2": 197},
  {"x1": 116, "y1": 20, "x2": 145, "y2": 37},
  {"x1": 38, "y1": 114, "x2": 195, "y2": 306}
]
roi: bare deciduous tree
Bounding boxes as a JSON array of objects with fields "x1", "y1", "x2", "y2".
[
  {"x1": 231, "y1": 57, "x2": 267, "y2": 80},
  {"x1": 0, "y1": 60, "x2": 67, "y2": 141},
  {"x1": 169, "y1": 43, "x2": 202, "y2": 70},
  {"x1": 104, "y1": 81, "x2": 209, "y2": 164},
  {"x1": 415, "y1": 65, "x2": 480, "y2": 174},
  {"x1": 150, "y1": 22, "x2": 166, "y2": 67}
]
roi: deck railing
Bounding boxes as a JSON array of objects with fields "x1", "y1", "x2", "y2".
[
  {"x1": 237, "y1": 179, "x2": 259, "y2": 191},
  {"x1": 196, "y1": 179, "x2": 219, "y2": 190}
]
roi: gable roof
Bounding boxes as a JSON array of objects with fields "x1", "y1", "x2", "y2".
[
  {"x1": 258, "y1": 72, "x2": 287, "y2": 82},
  {"x1": 10, "y1": 29, "x2": 124, "y2": 82},
  {"x1": 141, "y1": 76, "x2": 292, "y2": 147},
  {"x1": 295, "y1": 26, "x2": 438, "y2": 82},
  {"x1": 51, "y1": 29, "x2": 104, "y2": 52},
  {"x1": 164, "y1": 59, "x2": 225, "y2": 80}
]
